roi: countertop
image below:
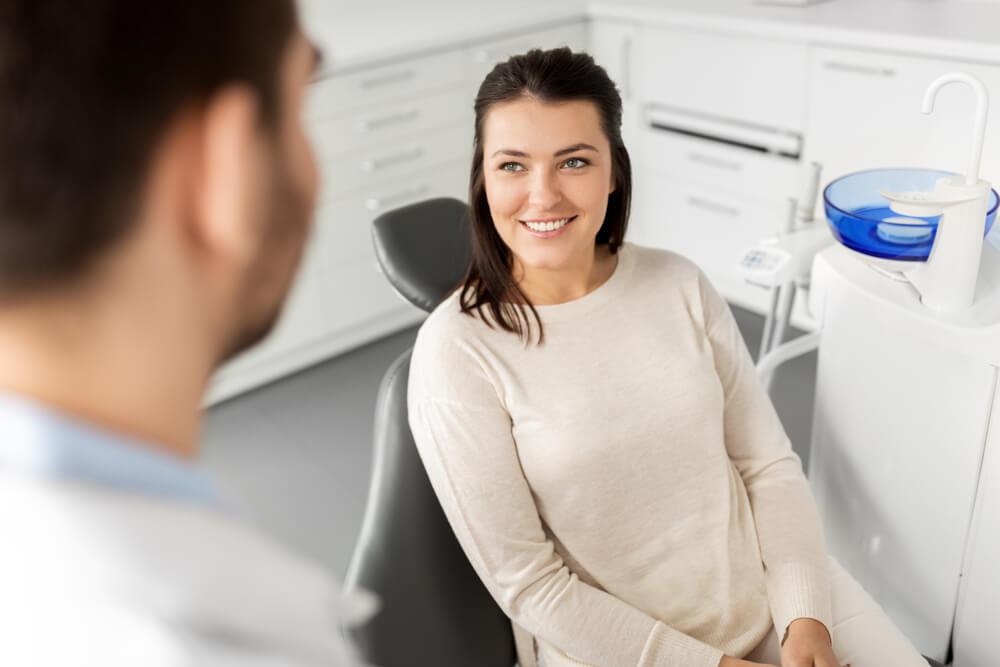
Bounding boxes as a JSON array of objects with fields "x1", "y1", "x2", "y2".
[{"x1": 299, "y1": 0, "x2": 1000, "y2": 76}]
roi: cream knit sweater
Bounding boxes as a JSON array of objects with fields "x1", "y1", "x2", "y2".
[{"x1": 407, "y1": 242, "x2": 832, "y2": 667}]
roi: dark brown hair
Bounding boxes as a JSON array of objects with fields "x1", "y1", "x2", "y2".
[
  {"x1": 456, "y1": 46, "x2": 632, "y2": 344},
  {"x1": 0, "y1": 1, "x2": 296, "y2": 299}
]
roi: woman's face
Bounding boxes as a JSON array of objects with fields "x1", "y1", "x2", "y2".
[{"x1": 481, "y1": 96, "x2": 615, "y2": 274}]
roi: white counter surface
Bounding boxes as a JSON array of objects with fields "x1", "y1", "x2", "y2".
[
  {"x1": 589, "y1": 0, "x2": 1000, "y2": 64},
  {"x1": 299, "y1": 0, "x2": 587, "y2": 75},
  {"x1": 300, "y1": 0, "x2": 1000, "y2": 76}
]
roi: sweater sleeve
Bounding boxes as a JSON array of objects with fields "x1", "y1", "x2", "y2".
[
  {"x1": 407, "y1": 321, "x2": 725, "y2": 667},
  {"x1": 698, "y1": 270, "x2": 834, "y2": 641}
]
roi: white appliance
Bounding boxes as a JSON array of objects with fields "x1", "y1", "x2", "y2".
[{"x1": 765, "y1": 72, "x2": 1000, "y2": 665}]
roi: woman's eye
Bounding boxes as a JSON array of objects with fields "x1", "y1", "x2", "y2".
[
  {"x1": 500, "y1": 162, "x2": 525, "y2": 172},
  {"x1": 563, "y1": 157, "x2": 589, "y2": 169}
]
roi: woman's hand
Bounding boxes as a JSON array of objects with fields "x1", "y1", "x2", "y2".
[{"x1": 780, "y1": 617, "x2": 849, "y2": 667}]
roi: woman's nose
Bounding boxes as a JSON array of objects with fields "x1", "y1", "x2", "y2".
[{"x1": 527, "y1": 169, "x2": 562, "y2": 209}]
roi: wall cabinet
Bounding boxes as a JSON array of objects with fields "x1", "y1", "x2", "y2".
[
  {"x1": 640, "y1": 26, "x2": 808, "y2": 133},
  {"x1": 634, "y1": 27, "x2": 806, "y2": 315}
]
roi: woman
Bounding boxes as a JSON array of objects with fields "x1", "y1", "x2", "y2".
[{"x1": 407, "y1": 47, "x2": 927, "y2": 667}]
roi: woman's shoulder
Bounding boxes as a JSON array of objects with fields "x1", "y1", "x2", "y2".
[
  {"x1": 412, "y1": 288, "x2": 499, "y2": 369},
  {"x1": 625, "y1": 242, "x2": 708, "y2": 292},
  {"x1": 417, "y1": 288, "x2": 484, "y2": 345},
  {"x1": 409, "y1": 288, "x2": 510, "y2": 407}
]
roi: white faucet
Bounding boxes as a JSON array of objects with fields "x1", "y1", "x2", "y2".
[
  {"x1": 881, "y1": 72, "x2": 993, "y2": 311},
  {"x1": 922, "y1": 72, "x2": 989, "y2": 187}
]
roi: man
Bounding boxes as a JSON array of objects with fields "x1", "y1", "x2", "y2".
[{"x1": 0, "y1": 2, "x2": 372, "y2": 664}]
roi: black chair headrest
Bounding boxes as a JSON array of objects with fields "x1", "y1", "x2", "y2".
[{"x1": 371, "y1": 198, "x2": 472, "y2": 314}]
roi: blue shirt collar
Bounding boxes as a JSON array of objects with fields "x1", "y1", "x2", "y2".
[{"x1": 0, "y1": 391, "x2": 223, "y2": 508}]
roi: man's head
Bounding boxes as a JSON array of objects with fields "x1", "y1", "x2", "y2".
[{"x1": 0, "y1": 1, "x2": 320, "y2": 365}]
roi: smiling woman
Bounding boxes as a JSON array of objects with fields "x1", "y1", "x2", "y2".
[
  {"x1": 456, "y1": 47, "x2": 632, "y2": 342},
  {"x1": 407, "y1": 47, "x2": 928, "y2": 667}
]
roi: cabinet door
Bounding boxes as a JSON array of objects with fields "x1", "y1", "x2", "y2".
[
  {"x1": 640, "y1": 26, "x2": 808, "y2": 132},
  {"x1": 952, "y1": 379, "x2": 1000, "y2": 667},
  {"x1": 587, "y1": 20, "x2": 642, "y2": 157},
  {"x1": 809, "y1": 279, "x2": 996, "y2": 662},
  {"x1": 804, "y1": 46, "x2": 1000, "y2": 249}
]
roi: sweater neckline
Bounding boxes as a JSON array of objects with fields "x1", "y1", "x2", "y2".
[{"x1": 531, "y1": 242, "x2": 635, "y2": 323}]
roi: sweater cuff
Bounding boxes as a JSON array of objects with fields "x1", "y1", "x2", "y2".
[
  {"x1": 638, "y1": 622, "x2": 724, "y2": 667},
  {"x1": 765, "y1": 561, "x2": 833, "y2": 642}
]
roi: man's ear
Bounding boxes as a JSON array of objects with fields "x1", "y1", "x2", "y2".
[{"x1": 193, "y1": 85, "x2": 262, "y2": 265}]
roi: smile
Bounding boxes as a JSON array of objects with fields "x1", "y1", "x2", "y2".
[{"x1": 520, "y1": 216, "x2": 577, "y2": 233}]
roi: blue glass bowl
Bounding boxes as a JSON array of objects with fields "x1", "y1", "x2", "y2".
[{"x1": 823, "y1": 168, "x2": 999, "y2": 262}]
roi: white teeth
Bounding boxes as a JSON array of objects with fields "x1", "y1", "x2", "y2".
[{"x1": 524, "y1": 217, "x2": 571, "y2": 232}]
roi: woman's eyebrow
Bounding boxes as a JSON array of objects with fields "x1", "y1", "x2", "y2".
[
  {"x1": 490, "y1": 143, "x2": 599, "y2": 159},
  {"x1": 553, "y1": 143, "x2": 598, "y2": 157}
]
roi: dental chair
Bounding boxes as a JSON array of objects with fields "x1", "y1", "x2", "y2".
[{"x1": 342, "y1": 197, "x2": 517, "y2": 667}]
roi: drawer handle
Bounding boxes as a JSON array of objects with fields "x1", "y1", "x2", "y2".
[
  {"x1": 687, "y1": 152, "x2": 742, "y2": 171},
  {"x1": 361, "y1": 147, "x2": 425, "y2": 173},
  {"x1": 687, "y1": 196, "x2": 741, "y2": 217},
  {"x1": 366, "y1": 184, "x2": 431, "y2": 212},
  {"x1": 822, "y1": 61, "x2": 895, "y2": 78},
  {"x1": 360, "y1": 69, "x2": 416, "y2": 89},
  {"x1": 359, "y1": 108, "x2": 420, "y2": 132}
]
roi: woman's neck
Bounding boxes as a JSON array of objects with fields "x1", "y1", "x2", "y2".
[{"x1": 515, "y1": 244, "x2": 618, "y2": 306}]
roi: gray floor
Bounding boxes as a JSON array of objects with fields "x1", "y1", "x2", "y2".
[{"x1": 203, "y1": 303, "x2": 818, "y2": 578}]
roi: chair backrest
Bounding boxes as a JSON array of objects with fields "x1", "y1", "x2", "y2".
[{"x1": 343, "y1": 198, "x2": 516, "y2": 667}]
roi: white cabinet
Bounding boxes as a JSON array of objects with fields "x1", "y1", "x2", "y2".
[
  {"x1": 587, "y1": 19, "x2": 643, "y2": 193},
  {"x1": 953, "y1": 383, "x2": 1000, "y2": 667},
  {"x1": 640, "y1": 26, "x2": 809, "y2": 132},
  {"x1": 634, "y1": 27, "x2": 807, "y2": 314}
]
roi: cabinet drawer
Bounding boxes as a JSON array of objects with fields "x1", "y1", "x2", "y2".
[
  {"x1": 312, "y1": 161, "x2": 469, "y2": 269},
  {"x1": 309, "y1": 87, "x2": 473, "y2": 159},
  {"x1": 318, "y1": 125, "x2": 468, "y2": 202},
  {"x1": 308, "y1": 49, "x2": 464, "y2": 118},
  {"x1": 640, "y1": 26, "x2": 807, "y2": 132},
  {"x1": 464, "y1": 22, "x2": 587, "y2": 89},
  {"x1": 642, "y1": 123, "x2": 800, "y2": 205}
]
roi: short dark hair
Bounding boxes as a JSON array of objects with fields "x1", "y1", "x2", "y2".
[
  {"x1": 0, "y1": 1, "x2": 297, "y2": 298},
  {"x1": 457, "y1": 46, "x2": 632, "y2": 344}
]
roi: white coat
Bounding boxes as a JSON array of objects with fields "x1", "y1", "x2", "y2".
[{"x1": 0, "y1": 474, "x2": 375, "y2": 667}]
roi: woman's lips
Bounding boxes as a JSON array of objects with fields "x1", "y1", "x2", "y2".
[{"x1": 519, "y1": 215, "x2": 577, "y2": 238}]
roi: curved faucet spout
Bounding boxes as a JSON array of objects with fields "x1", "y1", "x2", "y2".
[{"x1": 922, "y1": 72, "x2": 989, "y2": 186}]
